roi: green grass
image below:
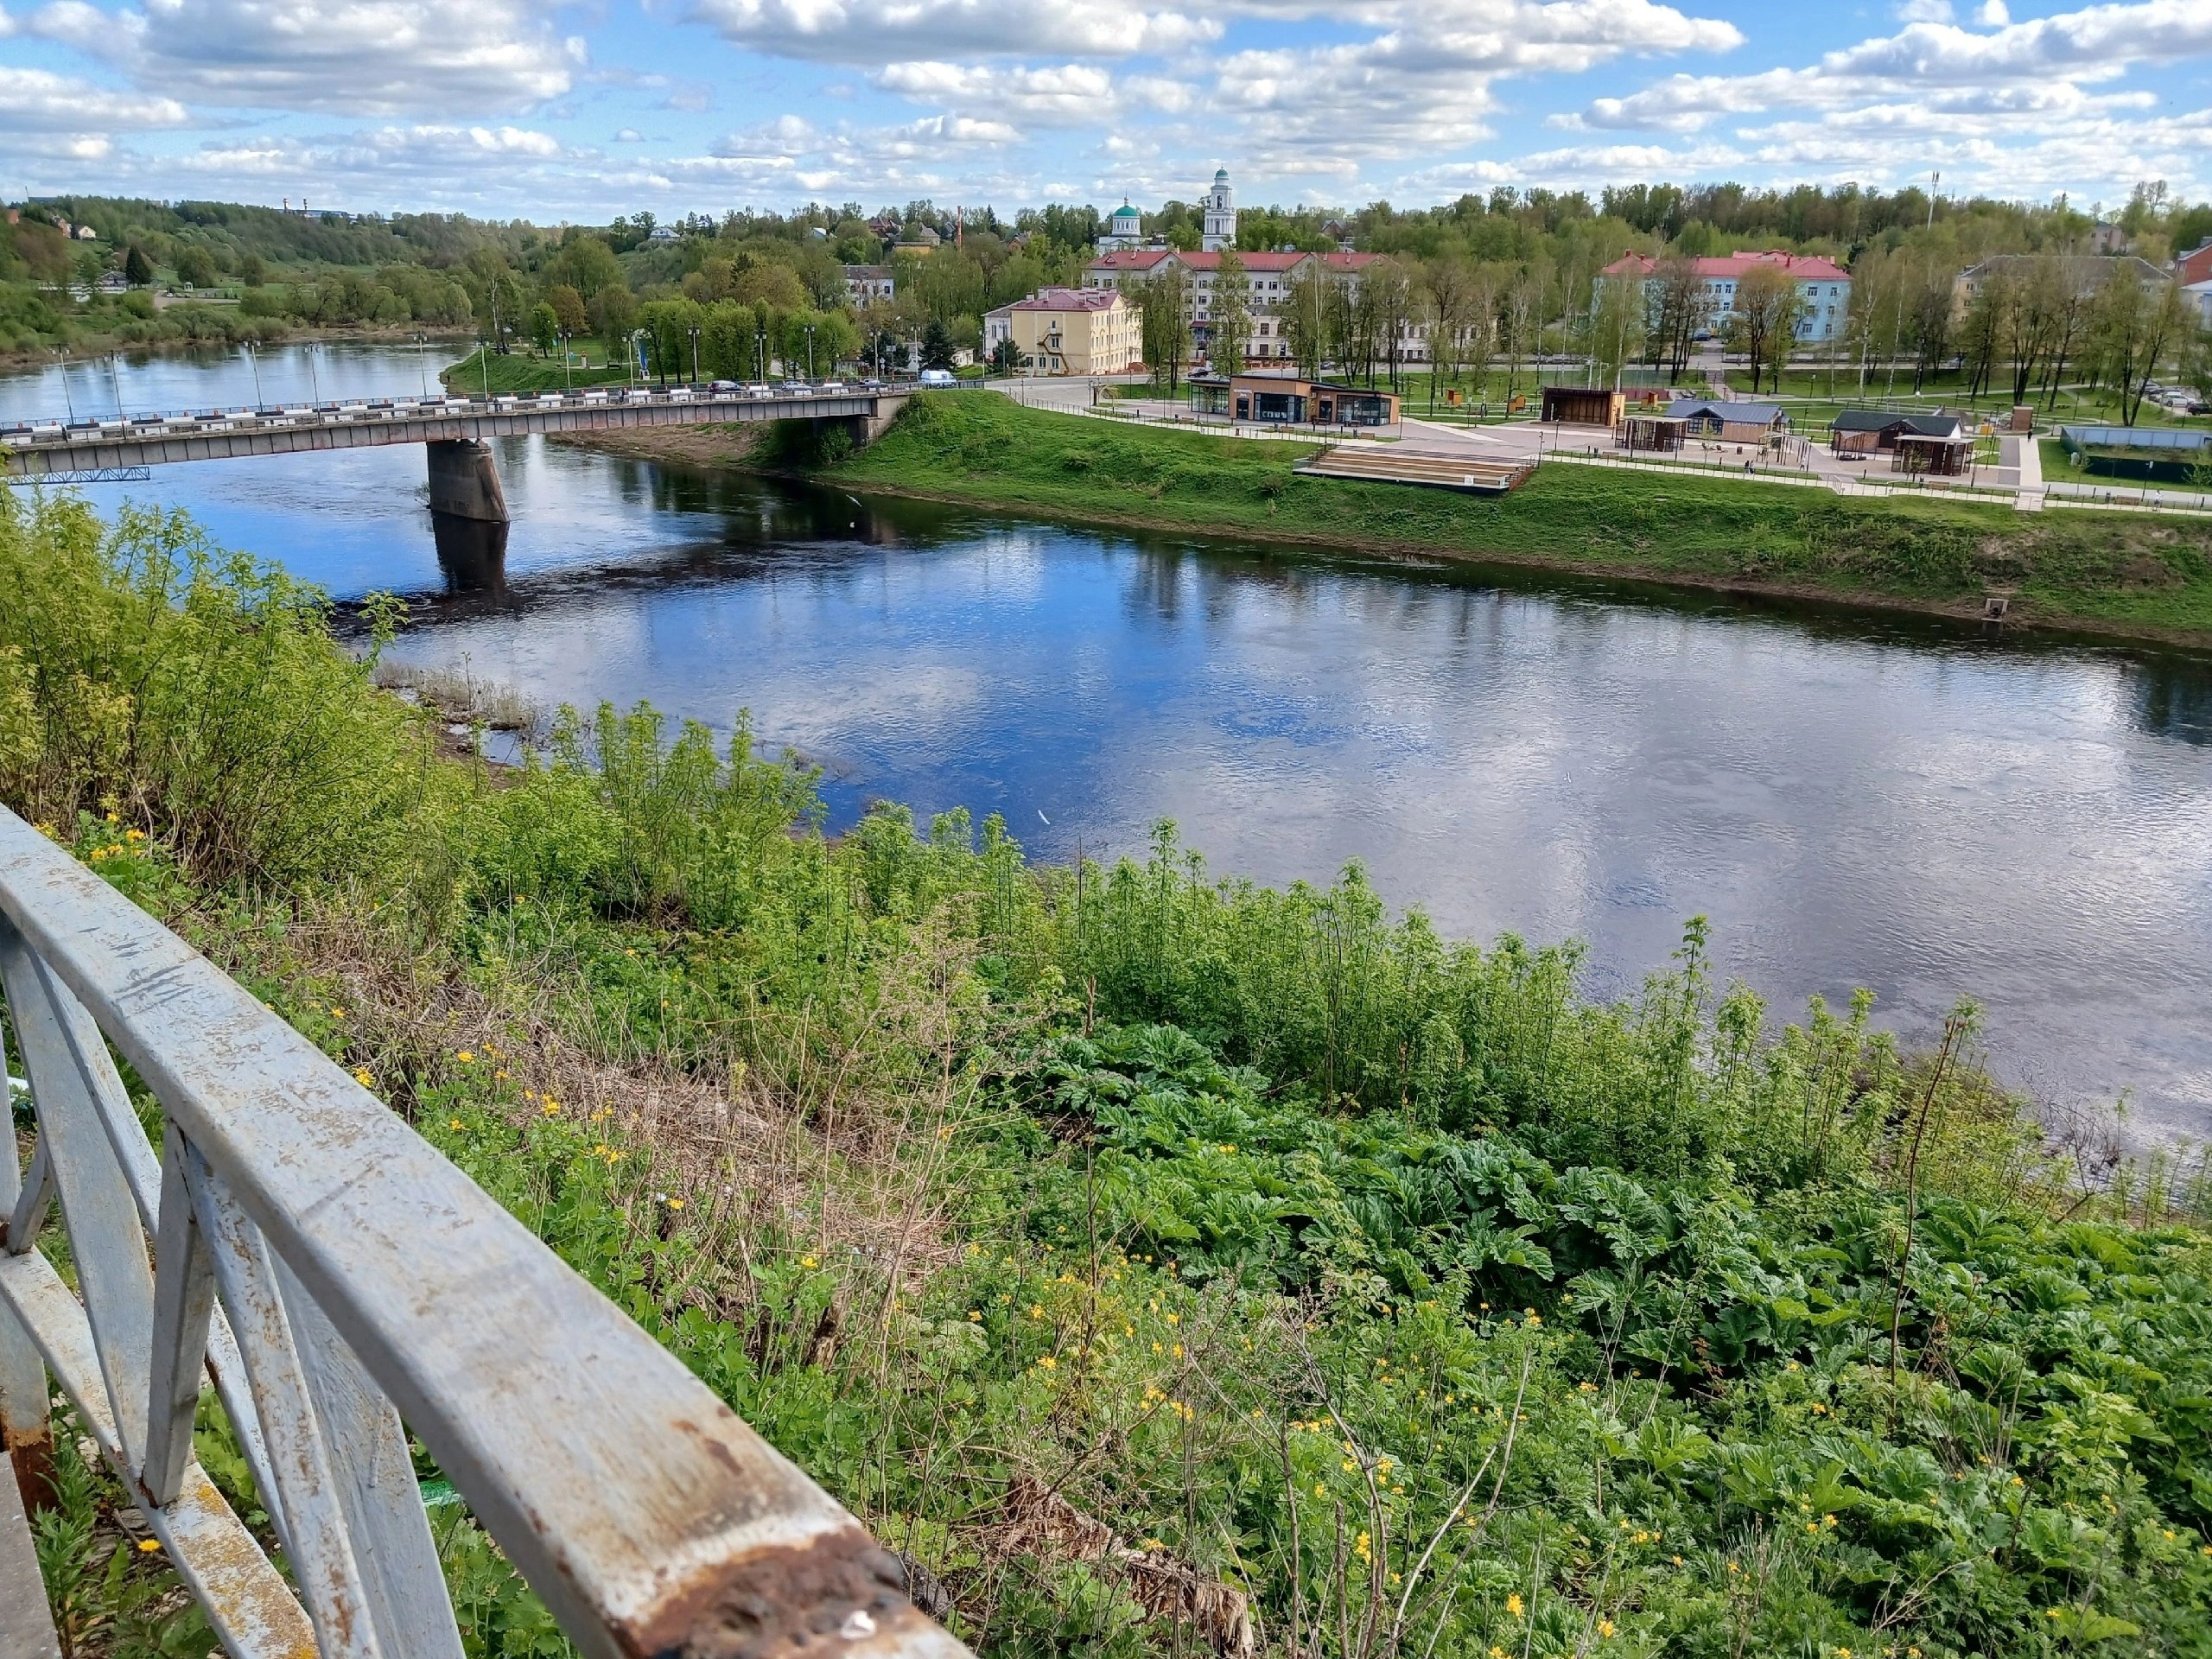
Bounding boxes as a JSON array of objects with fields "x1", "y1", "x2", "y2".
[
  {"x1": 442, "y1": 341, "x2": 633, "y2": 394},
  {"x1": 824, "y1": 392, "x2": 2212, "y2": 639},
  {"x1": 11, "y1": 488, "x2": 2212, "y2": 1659}
]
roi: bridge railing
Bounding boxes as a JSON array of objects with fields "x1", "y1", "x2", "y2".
[{"x1": 0, "y1": 805, "x2": 965, "y2": 1659}]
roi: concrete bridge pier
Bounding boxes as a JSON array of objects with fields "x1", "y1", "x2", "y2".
[
  {"x1": 425, "y1": 438, "x2": 510, "y2": 522},
  {"x1": 840, "y1": 404, "x2": 902, "y2": 451}
]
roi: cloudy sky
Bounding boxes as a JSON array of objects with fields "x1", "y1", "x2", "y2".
[{"x1": 3, "y1": 0, "x2": 2211, "y2": 222}]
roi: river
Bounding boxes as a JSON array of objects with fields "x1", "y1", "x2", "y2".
[{"x1": 8, "y1": 341, "x2": 2211, "y2": 1143}]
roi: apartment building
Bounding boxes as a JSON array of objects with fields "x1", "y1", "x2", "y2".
[{"x1": 1599, "y1": 250, "x2": 1853, "y2": 342}]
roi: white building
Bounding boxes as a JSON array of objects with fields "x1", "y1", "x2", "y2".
[
  {"x1": 1098, "y1": 201, "x2": 1145, "y2": 251},
  {"x1": 1599, "y1": 250, "x2": 1853, "y2": 343},
  {"x1": 1201, "y1": 168, "x2": 1236, "y2": 251},
  {"x1": 1082, "y1": 246, "x2": 1441, "y2": 364}
]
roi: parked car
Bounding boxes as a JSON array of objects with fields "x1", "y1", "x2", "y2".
[
  {"x1": 708, "y1": 379, "x2": 739, "y2": 393},
  {"x1": 918, "y1": 368, "x2": 957, "y2": 388}
]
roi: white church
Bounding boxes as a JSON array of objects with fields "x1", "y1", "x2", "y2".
[{"x1": 1098, "y1": 168, "x2": 1238, "y2": 252}]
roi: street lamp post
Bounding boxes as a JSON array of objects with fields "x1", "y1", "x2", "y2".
[
  {"x1": 109, "y1": 351, "x2": 126, "y2": 419},
  {"x1": 689, "y1": 326, "x2": 702, "y2": 387},
  {"x1": 804, "y1": 323, "x2": 815, "y2": 381},
  {"x1": 757, "y1": 329, "x2": 767, "y2": 381},
  {"x1": 247, "y1": 340, "x2": 264, "y2": 407},
  {"x1": 561, "y1": 333, "x2": 573, "y2": 391}
]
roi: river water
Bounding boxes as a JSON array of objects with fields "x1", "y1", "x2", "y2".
[{"x1": 8, "y1": 342, "x2": 2212, "y2": 1141}]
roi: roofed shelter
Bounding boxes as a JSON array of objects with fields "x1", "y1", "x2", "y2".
[
  {"x1": 1666, "y1": 397, "x2": 1788, "y2": 443},
  {"x1": 1895, "y1": 430, "x2": 1976, "y2": 477},
  {"x1": 1189, "y1": 372, "x2": 1399, "y2": 428},
  {"x1": 1541, "y1": 386, "x2": 1624, "y2": 427},
  {"x1": 1620, "y1": 412, "x2": 1687, "y2": 454},
  {"x1": 1829, "y1": 410, "x2": 1966, "y2": 456}
]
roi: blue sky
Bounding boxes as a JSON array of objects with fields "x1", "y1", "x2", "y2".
[{"x1": 4, "y1": 0, "x2": 2212, "y2": 222}]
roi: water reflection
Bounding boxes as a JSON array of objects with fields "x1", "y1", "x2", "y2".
[
  {"x1": 2135, "y1": 657, "x2": 2212, "y2": 745},
  {"x1": 8, "y1": 343, "x2": 2212, "y2": 1141},
  {"x1": 430, "y1": 513, "x2": 510, "y2": 597}
]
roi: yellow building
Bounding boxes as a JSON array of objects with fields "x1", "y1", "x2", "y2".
[{"x1": 982, "y1": 287, "x2": 1142, "y2": 376}]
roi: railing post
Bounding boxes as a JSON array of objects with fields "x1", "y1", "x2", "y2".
[{"x1": 0, "y1": 922, "x2": 155, "y2": 1466}]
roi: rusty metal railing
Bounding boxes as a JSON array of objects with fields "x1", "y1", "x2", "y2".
[{"x1": 0, "y1": 806, "x2": 968, "y2": 1659}]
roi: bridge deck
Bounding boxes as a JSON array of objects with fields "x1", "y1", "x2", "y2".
[{"x1": 4, "y1": 383, "x2": 908, "y2": 478}]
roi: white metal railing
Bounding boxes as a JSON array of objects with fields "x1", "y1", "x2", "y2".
[{"x1": 0, "y1": 806, "x2": 966, "y2": 1659}]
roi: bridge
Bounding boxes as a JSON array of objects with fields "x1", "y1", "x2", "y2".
[
  {"x1": 0, "y1": 805, "x2": 965, "y2": 1659},
  {"x1": 3, "y1": 383, "x2": 912, "y2": 522}
]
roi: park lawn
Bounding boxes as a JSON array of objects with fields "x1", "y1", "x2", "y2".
[
  {"x1": 823, "y1": 391, "x2": 2212, "y2": 640},
  {"x1": 443, "y1": 340, "x2": 634, "y2": 394}
]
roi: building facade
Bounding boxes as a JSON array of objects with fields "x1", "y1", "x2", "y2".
[
  {"x1": 1599, "y1": 250, "x2": 1852, "y2": 343},
  {"x1": 842, "y1": 265, "x2": 895, "y2": 307},
  {"x1": 982, "y1": 287, "x2": 1142, "y2": 375},
  {"x1": 1082, "y1": 247, "x2": 1427, "y2": 365},
  {"x1": 1950, "y1": 252, "x2": 2171, "y2": 321},
  {"x1": 1098, "y1": 202, "x2": 1145, "y2": 251}
]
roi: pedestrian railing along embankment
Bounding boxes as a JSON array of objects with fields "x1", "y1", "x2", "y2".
[{"x1": 0, "y1": 805, "x2": 966, "y2": 1659}]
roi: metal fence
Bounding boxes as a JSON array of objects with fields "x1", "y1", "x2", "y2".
[
  {"x1": 2056, "y1": 423, "x2": 2210, "y2": 451},
  {"x1": 0, "y1": 806, "x2": 967, "y2": 1659}
]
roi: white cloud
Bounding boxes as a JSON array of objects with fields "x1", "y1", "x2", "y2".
[
  {"x1": 1897, "y1": 0, "x2": 1954, "y2": 21},
  {"x1": 1581, "y1": 0, "x2": 2212, "y2": 132},
  {"x1": 613, "y1": 126, "x2": 645, "y2": 142},
  {"x1": 0, "y1": 63, "x2": 188, "y2": 130},
  {"x1": 686, "y1": 0, "x2": 1218, "y2": 64},
  {"x1": 1977, "y1": 0, "x2": 2010, "y2": 22},
  {"x1": 1206, "y1": 0, "x2": 1743, "y2": 174},
  {"x1": 873, "y1": 60, "x2": 1116, "y2": 125},
  {"x1": 29, "y1": 0, "x2": 579, "y2": 116}
]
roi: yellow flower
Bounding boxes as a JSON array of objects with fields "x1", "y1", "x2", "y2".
[
  {"x1": 1030, "y1": 1304, "x2": 1044, "y2": 1319},
  {"x1": 354, "y1": 1070, "x2": 375, "y2": 1088},
  {"x1": 137, "y1": 1537, "x2": 161, "y2": 1553},
  {"x1": 1172, "y1": 1343, "x2": 1185, "y2": 1359},
  {"x1": 1505, "y1": 1593, "x2": 1524, "y2": 1618},
  {"x1": 968, "y1": 1311, "x2": 982, "y2": 1321},
  {"x1": 541, "y1": 1100, "x2": 561, "y2": 1116},
  {"x1": 330, "y1": 1006, "x2": 346, "y2": 1019},
  {"x1": 666, "y1": 1198, "x2": 684, "y2": 1211},
  {"x1": 801, "y1": 1255, "x2": 818, "y2": 1268},
  {"x1": 456, "y1": 1050, "x2": 474, "y2": 1063},
  {"x1": 2045, "y1": 1610, "x2": 2062, "y2": 1620},
  {"x1": 1037, "y1": 1356, "x2": 1057, "y2": 1370},
  {"x1": 1598, "y1": 1620, "x2": 1616, "y2": 1639},
  {"x1": 448, "y1": 1118, "x2": 464, "y2": 1131}
]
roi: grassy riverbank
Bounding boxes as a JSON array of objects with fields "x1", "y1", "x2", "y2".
[
  {"x1": 804, "y1": 395, "x2": 2212, "y2": 642},
  {"x1": 7, "y1": 490, "x2": 2212, "y2": 1658},
  {"x1": 443, "y1": 340, "x2": 634, "y2": 394}
]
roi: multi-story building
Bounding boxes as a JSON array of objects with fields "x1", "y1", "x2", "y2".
[
  {"x1": 1599, "y1": 250, "x2": 1853, "y2": 343},
  {"x1": 1083, "y1": 247, "x2": 1411, "y2": 364},
  {"x1": 1950, "y1": 251, "x2": 2171, "y2": 322},
  {"x1": 842, "y1": 265, "x2": 895, "y2": 307},
  {"x1": 982, "y1": 287, "x2": 1143, "y2": 375}
]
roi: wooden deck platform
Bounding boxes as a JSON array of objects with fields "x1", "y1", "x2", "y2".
[{"x1": 1294, "y1": 445, "x2": 1535, "y2": 495}]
